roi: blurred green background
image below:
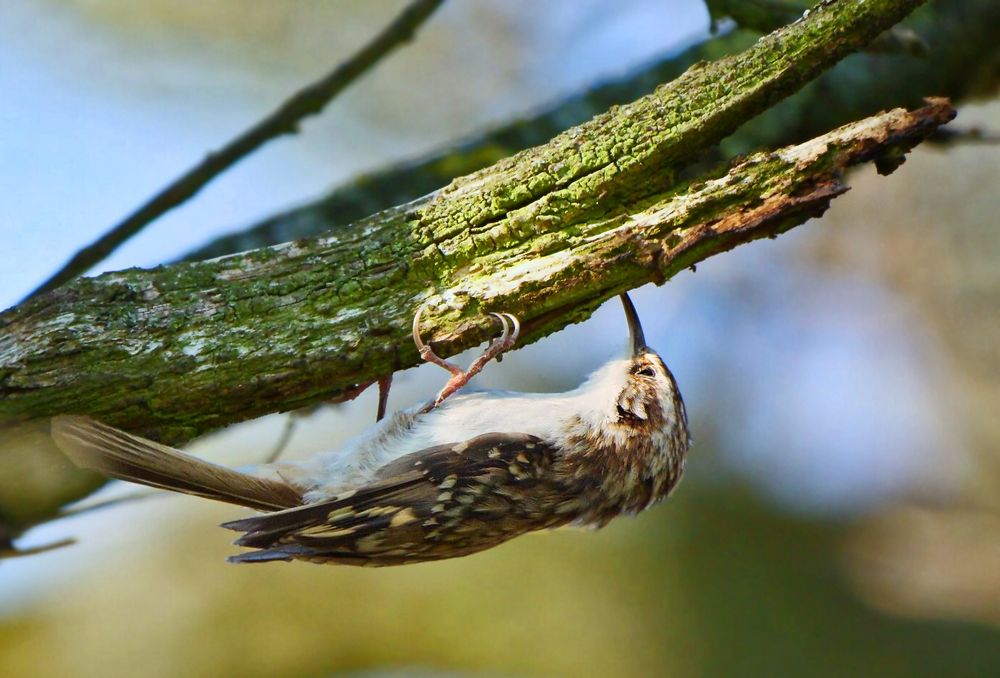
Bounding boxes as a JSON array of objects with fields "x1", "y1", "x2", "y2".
[{"x1": 2, "y1": 1, "x2": 1000, "y2": 676}]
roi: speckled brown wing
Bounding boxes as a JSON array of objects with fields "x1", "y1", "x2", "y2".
[{"x1": 222, "y1": 433, "x2": 575, "y2": 566}]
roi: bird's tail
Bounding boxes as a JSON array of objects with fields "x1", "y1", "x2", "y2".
[{"x1": 51, "y1": 415, "x2": 302, "y2": 512}]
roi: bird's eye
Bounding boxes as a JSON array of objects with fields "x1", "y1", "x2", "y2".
[{"x1": 636, "y1": 366, "x2": 656, "y2": 377}]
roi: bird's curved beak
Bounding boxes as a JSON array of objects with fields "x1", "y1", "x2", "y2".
[{"x1": 620, "y1": 292, "x2": 647, "y2": 356}]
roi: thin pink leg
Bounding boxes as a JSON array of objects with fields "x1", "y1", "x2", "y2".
[{"x1": 413, "y1": 306, "x2": 520, "y2": 413}]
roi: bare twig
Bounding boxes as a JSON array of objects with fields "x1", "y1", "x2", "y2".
[
  {"x1": 928, "y1": 126, "x2": 1000, "y2": 146},
  {"x1": 22, "y1": 0, "x2": 446, "y2": 302},
  {"x1": 0, "y1": 537, "x2": 76, "y2": 559},
  {"x1": 263, "y1": 415, "x2": 298, "y2": 465}
]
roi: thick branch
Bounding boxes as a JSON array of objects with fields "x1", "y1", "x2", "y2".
[
  {"x1": 185, "y1": 0, "x2": 996, "y2": 262},
  {"x1": 22, "y1": 0, "x2": 445, "y2": 302}
]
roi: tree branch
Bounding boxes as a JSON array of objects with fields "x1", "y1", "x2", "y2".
[
  {"x1": 182, "y1": 0, "x2": 997, "y2": 263},
  {"x1": 22, "y1": 0, "x2": 446, "y2": 302},
  {"x1": 707, "y1": 0, "x2": 928, "y2": 55}
]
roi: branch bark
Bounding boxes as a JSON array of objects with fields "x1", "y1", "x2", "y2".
[
  {"x1": 0, "y1": 0, "x2": 937, "y2": 533},
  {"x1": 183, "y1": 0, "x2": 998, "y2": 262}
]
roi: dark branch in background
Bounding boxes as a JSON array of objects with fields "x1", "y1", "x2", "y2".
[
  {"x1": 928, "y1": 126, "x2": 1000, "y2": 146},
  {"x1": 706, "y1": 0, "x2": 928, "y2": 54},
  {"x1": 181, "y1": 0, "x2": 998, "y2": 263},
  {"x1": 707, "y1": 0, "x2": 805, "y2": 33},
  {"x1": 21, "y1": 0, "x2": 446, "y2": 303},
  {"x1": 180, "y1": 27, "x2": 731, "y2": 261}
]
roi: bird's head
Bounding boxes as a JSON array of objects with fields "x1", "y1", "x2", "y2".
[
  {"x1": 559, "y1": 292, "x2": 690, "y2": 510},
  {"x1": 571, "y1": 293, "x2": 688, "y2": 441},
  {"x1": 614, "y1": 292, "x2": 685, "y2": 429}
]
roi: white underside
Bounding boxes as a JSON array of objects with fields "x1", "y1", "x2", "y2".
[{"x1": 281, "y1": 357, "x2": 639, "y2": 500}]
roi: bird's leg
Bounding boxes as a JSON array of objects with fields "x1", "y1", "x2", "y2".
[
  {"x1": 413, "y1": 306, "x2": 520, "y2": 413},
  {"x1": 266, "y1": 372, "x2": 394, "y2": 463},
  {"x1": 376, "y1": 374, "x2": 393, "y2": 422}
]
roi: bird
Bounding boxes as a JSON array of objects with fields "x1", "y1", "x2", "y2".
[{"x1": 51, "y1": 293, "x2": 690, "y2": 566}]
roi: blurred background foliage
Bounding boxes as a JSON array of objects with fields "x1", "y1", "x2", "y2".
[{"x1": 1, "y1": 1, "x2": 1000, "y2": 676}]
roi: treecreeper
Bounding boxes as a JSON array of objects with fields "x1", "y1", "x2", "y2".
[{"x1": 51, "y1": 293, "x2": 691, "y2": 566}]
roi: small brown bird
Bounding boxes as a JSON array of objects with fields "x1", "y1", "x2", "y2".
[{"x1": 51, "y1": 293, "x2": 690, "y2": 566}]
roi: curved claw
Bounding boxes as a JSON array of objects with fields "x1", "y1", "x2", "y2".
[
  {"x1": 416, "y1": 307, "x2": 521, "y2": 414},
  {"x1": 412, "y1": 304, "x2": 463, "y2": 375},
  {"x1": 501, "y1": 312, "x2": 520, "y2": 345},
  {"x1": 489, "y1": 312, "x2": 510, "y2": 347},
  {"x1": 412, "y1": 304, "x2": 429, "y2": 355}
]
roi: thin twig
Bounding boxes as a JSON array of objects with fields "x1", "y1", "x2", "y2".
[
  {"x1": 56, "y1": 489, "x2": 164, "y2": 519},
  {"x1": 928, "y1": 126, "x2": 1000, "y2": 146},
  {"x1": 263, "y1": 414, "x2": 298, "y2": 464},
  {"x1": 0, "y1": 537, "x2": 76, "y2": 559},
  {"x1": 23, "y1": 0, "x2": 446, "y2": 302}
]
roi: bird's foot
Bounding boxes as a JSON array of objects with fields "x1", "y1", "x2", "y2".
[{"x1": 413, "y1": 306, "x2": 520, "y2": 412}]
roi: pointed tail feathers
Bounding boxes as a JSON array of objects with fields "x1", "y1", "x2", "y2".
[{"x1": 51, "y1": 415, "x2": 302, "y2": 512}]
